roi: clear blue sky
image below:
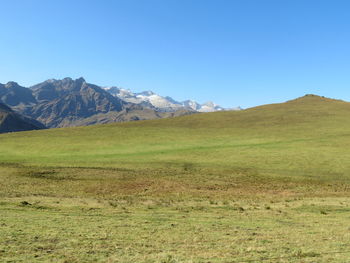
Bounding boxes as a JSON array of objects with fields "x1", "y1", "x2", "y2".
[{"x1": 1, "y1": 0, "x2": 350, "y2": 108}]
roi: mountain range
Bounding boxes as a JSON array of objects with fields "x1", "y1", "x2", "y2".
[
  {"x1": 0, "y1": 77, "x2": 239, "y2": 132},
  {"x1": 104, "y1": 87, "x2": 240, "y2": 112}
]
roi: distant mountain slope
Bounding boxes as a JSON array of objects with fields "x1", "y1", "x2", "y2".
[
  {"x1": 0, "y1": 103, "x2": 45, "y2": 133},
  {"x1": 66, "y1": 106, "x2": 196, "y2": 127}
]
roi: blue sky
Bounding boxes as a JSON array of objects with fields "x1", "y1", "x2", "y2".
[{"x1": 1, "y1": 0, "x2": 350, "y2": 108}]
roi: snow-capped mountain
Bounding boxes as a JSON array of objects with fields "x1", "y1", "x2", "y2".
[
  {"x1": 105, "y1": 87, "x2": 183, "y2": 112},
  {"x1": 182, "y1": 100, "x2": 202, "y2": 111},
  {"x1": 182, "y1": 100, "x2": 227, "y2": 112},
  {"x1": 104, "y1": 87, "x2": 240, "y2": 112},
  {"x1": 135, "y1": 91, "x2": 183, "y2": 112}
]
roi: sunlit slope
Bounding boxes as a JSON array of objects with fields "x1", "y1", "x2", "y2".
[{"x1": 1, "y1": 94, "x2": 350, "y2": 177}]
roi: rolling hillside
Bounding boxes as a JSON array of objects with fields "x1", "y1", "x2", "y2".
[
  {"x1": 1, "y1": 94, "x2": 350, "y2": 262},
  {"x1": 1, "y1": 94, "x2": 350, "y2": 173}
]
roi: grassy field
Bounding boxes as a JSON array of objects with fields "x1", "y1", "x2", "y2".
[{"x1": 1, "y1": 95, "x2": 350, "y2": 262}]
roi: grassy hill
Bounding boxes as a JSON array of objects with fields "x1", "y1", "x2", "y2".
[
  {"x1": 1, "y1": 94, "x2": 350, "y2": 262},
  {"x1": 2, "y1": 94, "x2": 350, "y2": 177}
]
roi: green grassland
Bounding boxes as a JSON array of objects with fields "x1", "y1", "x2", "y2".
[{"x1": 1, "y1": 95, "x2": 350, "y2": 262}]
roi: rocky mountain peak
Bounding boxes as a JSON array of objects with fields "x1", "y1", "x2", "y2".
[{"x1": 5, "y1": 81, "x2": 21, "y2": 88}]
